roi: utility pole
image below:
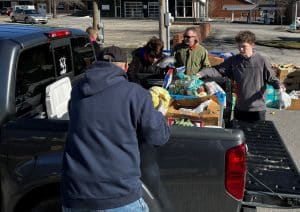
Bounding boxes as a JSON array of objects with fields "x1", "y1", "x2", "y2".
[
  {"x1": 165, "y1": 0, "x2": 171, "y2": 50},
  {"x1": 295, "y1": 0, "x2": 298, "y2": 29},
  {"x1": 159, "y1": 0, "x2": 173, "y2": 50},
  {"x1": 159, "y1": 0, "x2": 167, "y2": 49}
]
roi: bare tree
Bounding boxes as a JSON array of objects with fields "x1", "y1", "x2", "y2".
[
  {"x1": 274, "y1": 0, "x2": 294, "y2": 25},
  {"x1": 92, "y1": 0, "x2": 100, "y2": 31},
  {"x1": 276, "y1": 3, "x2": 287, "y2": 25}
]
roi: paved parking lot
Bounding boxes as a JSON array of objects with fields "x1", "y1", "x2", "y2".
[
  {"x1": 1, "y1": 15, "x2": 300, "y2": 211},
  {"x1": 1, "y1": 14, "x2": 299, "y2": 66}
]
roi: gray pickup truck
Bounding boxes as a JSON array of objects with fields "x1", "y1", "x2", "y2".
[{"x1": 0, "y1": 24, "x2": 299, "y2": 212}]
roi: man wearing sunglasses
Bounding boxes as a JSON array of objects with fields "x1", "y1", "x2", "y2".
[
  {"x1": 127, "y1": 36, "x2": 165, "y2": 88},
  {"x1": 174, "y1": 27, "x2": 211, "y2": 75}
]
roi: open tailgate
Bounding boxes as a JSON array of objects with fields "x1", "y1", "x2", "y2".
[{"x1": 233, "y1": 120, "x2": 300, "y2": 208}]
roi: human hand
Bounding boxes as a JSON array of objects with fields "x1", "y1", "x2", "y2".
[
  {"x1": 280, "y1": 84, "x2": 286, "y2": 92},
  {"x1": 196, "y1": 71, "x2": 204, "y2": 78}
]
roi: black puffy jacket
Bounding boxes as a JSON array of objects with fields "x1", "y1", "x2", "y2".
[{"x1": 127, "y1": 47, "x2": 165, "y2": 89}]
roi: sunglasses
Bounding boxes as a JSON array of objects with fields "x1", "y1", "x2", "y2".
[{"x1": 184, "y1": 35, "x2": 196, "y2": 39}]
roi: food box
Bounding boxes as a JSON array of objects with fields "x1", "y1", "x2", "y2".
[
  {"x1": 272, "y1": 64, "x2": 299, "y2": 82},
  {"x1": 286, "y1": 91, "x2": 300, "y2": 110},
  {"x1": 287, "y1": 99, "x2": 300, "y2": 110},
  {"x1": 166, "y1": 96, "x2": 220, "y2": 126}
]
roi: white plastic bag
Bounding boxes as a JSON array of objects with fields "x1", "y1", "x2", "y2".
[
  {"x1": 279, "y1": 91, "x2": 292, "y2": 110},
  {"x1": 205, "y1": 81, "x2": 225, "y2": 96}
]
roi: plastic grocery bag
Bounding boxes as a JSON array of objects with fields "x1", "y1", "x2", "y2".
[
  {"x1": 279, "y1": 91, "x2": 291, "y2": 110},
  {"x1": 205, "y1": 81, "x2": 225, "y2": 96}
]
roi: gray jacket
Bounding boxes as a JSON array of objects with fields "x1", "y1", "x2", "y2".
[{"x1": 200, "y1": 52, "x2": 280, "y2": 111}]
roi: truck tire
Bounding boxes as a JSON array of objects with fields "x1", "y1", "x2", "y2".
[
  {"x1": 30, "y1": 197, "x2": 62, "y2": 212},
  {"x1": 11, "y1": 16, "x2": 16, "y2": 22}
]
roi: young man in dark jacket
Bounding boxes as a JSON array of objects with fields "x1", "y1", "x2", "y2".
[
  {"x1": 61, "y1": 46, "x2": 170, "y2": 212},
  {"x1": 198, "y1": 30, "x2": 281, "y2": 122},
  {"x1": 127, "y1": 36, "x2": 165, "y2": 88}
]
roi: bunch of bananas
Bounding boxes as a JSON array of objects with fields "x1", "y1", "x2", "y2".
[{"x1": 149, "y1": 86, "x2": 171, "y2": 109}]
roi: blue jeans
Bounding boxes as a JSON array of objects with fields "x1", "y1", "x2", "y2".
[{"x1": 62, "y1": 198, "x2": 149, "y2": 212}]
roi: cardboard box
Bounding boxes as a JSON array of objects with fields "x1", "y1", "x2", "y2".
[
  {"x1": 166, "y1": 96, "x2": 220, "y2": 126},
  {"x1": 287, "y1": 99, "x2": 300, "y2": 110},
  {"x1": 287, "y1": 90, "x2": 300, "y2": 110},
  {"x1": 273, "y1": 64, "x2": 299, "y2": 82}
]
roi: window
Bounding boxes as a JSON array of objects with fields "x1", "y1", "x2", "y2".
[
  {"x1": 71, "y1": 36, "x2": 95, "y2": 76},
  {"x1": 176, "y1": 0, "x2": 193, "y2": 18},
  {"x1": 53, "y1": 45, "x2": 72, "y2": 77},
  {"x1": 16, "y1": 43, "x2": 55, "y2": 117}
]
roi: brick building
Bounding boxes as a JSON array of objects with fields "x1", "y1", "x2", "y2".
[{"x1": 209, "y1": 0, "x2": 257, "y2": 21}]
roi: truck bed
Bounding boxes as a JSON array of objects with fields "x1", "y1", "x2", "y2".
[{"x1": 233, "y1": 120, "x2": 300, "y2": 208}]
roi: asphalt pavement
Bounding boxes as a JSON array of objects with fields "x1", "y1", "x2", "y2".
[{"x1": 1, "y1": 15, "x2": 300, "y2": 211}]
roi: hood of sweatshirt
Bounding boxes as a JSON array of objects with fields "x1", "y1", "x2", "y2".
[{"x1": 79, "y1": 61, "x2": 127, "y2": 96}]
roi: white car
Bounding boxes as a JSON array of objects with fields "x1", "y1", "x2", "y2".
[
  {"x1": 296, "y1": 17, "x2": 300, "y2": 28},
  {"x1": 11, "y1": 9, "x2": 48, "y2": 24}
]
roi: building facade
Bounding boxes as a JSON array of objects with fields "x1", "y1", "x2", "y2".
[
  {"x1": 209, "y1": 0, "x2": 256, "y2": 21},
  {"x1": 98, "y1": 0, "x2": 208, "y2": 21},
  {"x1": 1, "y1": 0, "x2": 210, "y2": 22}
]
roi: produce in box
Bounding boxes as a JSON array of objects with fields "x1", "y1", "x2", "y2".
[{"x1": 149, "y1": 86, "x2": 171, "y2": 110}]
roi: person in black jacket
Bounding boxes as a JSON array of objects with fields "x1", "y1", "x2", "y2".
[
  {"x1": 61, "y1": 46, "x2": 170, "y2": 212},
  {"x1": 127, "y1": 36, "x2": 165, "y2": 88}
]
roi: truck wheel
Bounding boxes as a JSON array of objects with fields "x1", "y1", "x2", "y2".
[
  {"x1": 11, "y1": 16, "x2": 16, "y2": 22},
  {"x1": 30, "y1": 197, "x2": 62, "y2": 212}
]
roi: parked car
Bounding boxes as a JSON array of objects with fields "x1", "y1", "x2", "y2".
[
  {"x1": 0, "y1": 24, "x2": 300, "y2": 212},
  {"x1": 0, "y1": 8, "x2": 6, "y2": 15},
  {"x1": 0, "y1": 7, "x2": 12, "y2": 16},
  {"x1": 296, "y1": 17, "x2": 300, "y2": 29},
  {"x1": 11, "y1": 9, "x2": 48, "y2": 24}
]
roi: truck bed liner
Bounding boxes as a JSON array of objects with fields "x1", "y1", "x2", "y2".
[{"x1": 233, "y1": 120, "x2": 300, "y2": 208}]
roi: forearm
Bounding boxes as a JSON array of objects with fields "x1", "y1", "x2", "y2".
[{"x1": 197, "y1": 67, "x2": 223, "y2": 78}]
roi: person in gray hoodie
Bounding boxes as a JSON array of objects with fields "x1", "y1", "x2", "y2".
[
  {"x1": 61, "y1": 46, "x2": 170, "y2": 212},
  {"x1": 197, "y1": 30, "x2": 281, "y2": 122}
]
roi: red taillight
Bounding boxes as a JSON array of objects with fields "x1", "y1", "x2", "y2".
[
  {"x1": 225, "y1": 143, "x2": 246, "y2": 200},
  {"x1": 47, "y1": 30, "x2": 71, "y2": 38}
]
